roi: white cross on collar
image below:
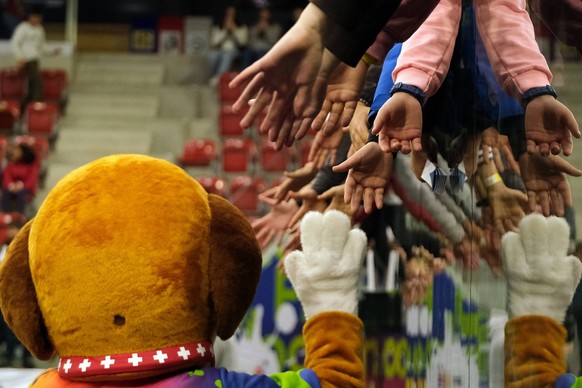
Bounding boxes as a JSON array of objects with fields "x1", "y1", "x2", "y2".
[
  {"x1": 177, "y1": 346, "x2": 191, "y2": 360},
  {"x1": 153, "y1": 350, "x2": 168, "y2": 364},
  {"x1": 78, "y1": 359, "x2": 91, "y2": 373},
  {"x1": 128, "y1": 353, "x2": 143, "y2": 367},
  {"x1": 101, "y1": 355, "x2": 115, "y2": 369}
]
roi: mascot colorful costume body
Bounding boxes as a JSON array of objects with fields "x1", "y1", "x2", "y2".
[
  {"x1": 502, "y1": 214, "x2": 582, "y2": 388},
  {"x1": 0, "y1": 155, "x2": 367, "y2": 387}
]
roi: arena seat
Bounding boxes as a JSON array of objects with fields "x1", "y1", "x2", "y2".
[
  {"x1": 229, "y1": 176, "x2": 264, "y2": 214},
  {"x1": 220, "y1": 104, "x2": 247, "y2": 137},
  {"x1": 179, "y1": 139, "x2": 217, "y2": 167},
  {"x1": 41, "y1": 68, "x2": 68, "y2": 112},
  {"x1": 196, "y1": 176, "x2": 226, "y2": 197},
  {"x1": 0, "y1": 68, "x2": 26, "y2": 103},
  {"x1": 0, "y1": 100, "x2": 20, "y2": 135},
  {"x1": 23, "y1": 102, "x2": 59, "y2": 144},
  {"x1": 260, "y1": 141, "x2": 291, "y2": 172},
  {"x1": 223, "y1": 138, "x2": 255, "y2": 173}
]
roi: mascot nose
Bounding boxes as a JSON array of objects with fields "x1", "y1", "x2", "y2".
[{"x1": 114, "y1": 315, "x2": 126, "y2": 326}]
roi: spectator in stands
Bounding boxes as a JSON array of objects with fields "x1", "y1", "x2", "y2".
[
  {"x1": 2, "y1": 143, "x2": 37, "y2": 214},
  {"x1": 207, "y1": 6, "x2": 248, "y2": 86},
  {"x1": 1, "y1": 0, "x2": 25, "y2": 38},
  {"x1": 10, "y1": 6, "x2": 46, "y2": 112},
  {"x1": 241, "y1": 8, "x2": 281, "y2": 69}
]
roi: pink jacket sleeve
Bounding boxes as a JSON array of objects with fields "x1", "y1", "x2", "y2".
[
  {"x1": 391, "y1": 0, "x2": 462, "y2": 97},
  {"x1": 366, "y1": 0, "x2": 441, "y2": 62},
  {"x1": 473, "y1": 0, "x2": 552, "y2": 99}
]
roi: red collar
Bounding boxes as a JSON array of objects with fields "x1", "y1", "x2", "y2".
[{"x1": 58, "y1": 340, "x2": 215, "y2": 379}]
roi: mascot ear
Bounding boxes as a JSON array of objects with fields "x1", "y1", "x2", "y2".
[
  {"x1": 208, "y1": 194, "x2": 262, "y2": 339},
  {"x1": 0, "y1": 221, "x2": 54, "y2": 359}
]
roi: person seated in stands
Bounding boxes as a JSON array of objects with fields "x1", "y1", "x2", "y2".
[
  {"x1": 1, "y1": 143, "x2": 37, "y2": 214},
  {"x1": 241, "y1": 8, "x2": 281, "y2": 69},
  {"x1": 207, "y1": 6, "x2": 248, "y2": 86}
]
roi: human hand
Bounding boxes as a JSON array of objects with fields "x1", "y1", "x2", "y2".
[
  {"x1": 502, "y1": 213, "x2": 582, "y2": 321},
  {"x1": 519, "y1": 153, "x2": 582, "y2": 216},
  {"x1": 480, "y1": 207, "x2": 501, "y2": 252},
  {"x1": 318, "y1": 184, "x2": 352, "y2": 218},
  {"x1": 284, "y1": 211, "x2": 367, "y2": 318},
  {"x1": 311, "y1": 57, "x2": 368, "y2": 135},
  {"x1": 258, "y1": 162, "x2": 318, "y2": 204},
  {"x1": 308, "y1": 128, "x2": 344, "y2": 168},
  {"x1": 287, "y1": 186, "x2": 328, "y2": 229},
  {"x1": 346, "y1": 101, "x2": 370, "y2": 153},
  {"x1": 524, "y1": 95, "x2": 580, "y2": 156},
  {"x1": 453, "y1": 236, "x2": 480, "y2": 270},
  {"x1": 333, "y1": 142, "x2": 393, "y2": 214},
  {"x1": 230, "y1": 4, "x2": 331, "y2": 146},
  {"x1": 481, "y1": 127, "x2": 520, "y2": 173},
  {"x1": 252, "y1": 199, "x2": 299, "y2": 250},
  {"x1": 487, "y1": 181, "x2": 527, "y2": 234},
  {"x1": 371, "y1": 92, "x2": 422, "y2": 154},
  {"x1": 402, "y1": 247, "x2": 434, "y2": 306}
]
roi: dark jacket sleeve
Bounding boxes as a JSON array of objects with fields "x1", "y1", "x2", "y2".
[
  {"x1": 529, "y1": 0, "x2": 582, "y2": 54},
  {"x1": 311, "y1": 133, "x2": 352, "y2": 195},
  {"x1": 311, "y1": 0, "x2": 439, "y2": 66}
]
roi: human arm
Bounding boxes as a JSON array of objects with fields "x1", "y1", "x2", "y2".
[
  {"x1": 474, "y1": 0, "x2": 580, "y2": 156},
  {"x1": 502, "y1": 214, "x2": 582, "y2": 386},
  {"x1": 371, "y1": 0, "x2": 462, "y2": 153},
  {"x1": 285, "y1": 211, "x2": 366, "y2": 387},
  {"x1": 10, "y1": 23, "x2": 26, "y2": 65}
]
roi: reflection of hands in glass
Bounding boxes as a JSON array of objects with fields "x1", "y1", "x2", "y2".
[
  {"x1": 481, "y1": 127, "x2": 520, "y2": 173},
  {"x1": 524, "y1": 95, "x2": 580, "y2": 156},
  {"x1": 518, "y1": 153, "x2": 582, "y2": 216},
  {"x1": 453, "y1": 236, "x2": 480, "y2": 270},
  {"x1": 333, "y1": 142, "x2": 393, "y2": 214},
  {"x1": 478, "y1": 162, "x2": 527, "y2": 234},
  {"x1": 371, "y1": 92, "x2": 422, "y2": 154},
  {"x1": 346, "y1": 101, "x2": 370, "y2": 153},
  {"x1": 252, "y1": 199, "x2": 299, "y2": 250}
]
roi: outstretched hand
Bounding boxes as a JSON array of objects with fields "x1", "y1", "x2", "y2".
[
  {"x1": 371, "y1": 92, "x2": 423, "y2": 154},
  {"x1": 333, "y1": 142, "x2": 393, "y2": 214},
  {"x1": 311, "y1": 58, "x2": 368, "y2": 136},
  {"x1": 519, "y1": 153, "x2": 582, "y2": 216},
  {"x1": 252, "y1": 199, "x2": 299, "y2": 249},
  {"x1": 524, "y1": 95, "x2": 580, "y2": 156}
]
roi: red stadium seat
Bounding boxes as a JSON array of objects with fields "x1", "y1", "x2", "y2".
[
  {"x1": 0, "y1": 100, "x2": 20, "y2": 135},
  {"x1": 197, "y1": 176, "x2": 226, "y2": 197},
  {"x1": 41, "y1": 69, "x2": 67, "y2": 100},
  {"x1": 219, "y1": 72, "x2": 243, "y2": 102},
  {"x1": 179, "y1": 139, "x2": 216, "y2": 166},
  {"x1": 229, "y1": 176, "x2": 264, "y2": 214},
  {"x1": 223, "y1": 138, "x2": 255, "y2": 173},
  {"x1": 41, "y1": 69, "x2": 68, "y2": 113},
  {"x1": 220, "y1": 104, "x2": 247, "y2": 137},
  {"x1": 0, "y1": 68, "x2": 26, "y2": 102},
  {"x1": 260, "y1": 141, "x2": 290, "y2": 172},
  {"x1": 24, "y1": 102, "x2": 59, "y2": 141}
]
